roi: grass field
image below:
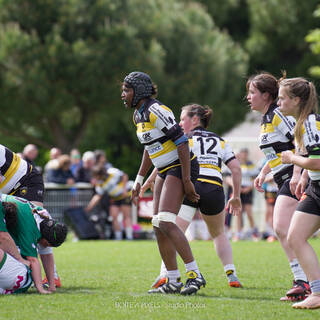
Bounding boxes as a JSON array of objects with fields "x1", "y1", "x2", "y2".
[{"x1": 2, "y1": 238, "x2": 320, "y2": 320}]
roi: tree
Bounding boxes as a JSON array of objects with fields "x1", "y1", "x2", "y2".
[
  {"x1": 305, "y1": 5, "x2": 320, "y2": 78},
  {"x1": 245, "y1": 0, "x2": 320, "y2": 77},
  {"x1": 0, "y1": 0, "x2": 248, "y2": 176}
]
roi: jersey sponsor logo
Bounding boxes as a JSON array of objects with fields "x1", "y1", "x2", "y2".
[{"x1": 145, "y1": 142, "x2": 163, "y2": 155}]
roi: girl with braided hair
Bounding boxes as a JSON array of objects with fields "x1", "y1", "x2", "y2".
[{"x1": 279, "y1": 77, "x2": 320, "y2": 309}]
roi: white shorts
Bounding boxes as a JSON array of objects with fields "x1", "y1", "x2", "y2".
[{"x1": 0, "y1": 253, "x2": 32, "y2": 294}]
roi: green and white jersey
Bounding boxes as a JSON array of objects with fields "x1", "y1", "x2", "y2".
[{"x1": 0, "y1": 194, "x2": 41, "y2": 257}]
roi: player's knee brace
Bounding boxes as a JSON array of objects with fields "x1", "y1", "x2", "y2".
[
  {"x1": 151, "y1": 215, "x2": 160, "y2": 228},
  {"x1": 158, "y1": 211, "x2": 177, "y2": 224},
  {"x1": 178, "y1": 204, "x2": 196, "y2": 223}
]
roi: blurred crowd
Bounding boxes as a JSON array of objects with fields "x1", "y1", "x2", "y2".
[{"x1": 19, "y1": 144, "x2": 133, "y2": 241}]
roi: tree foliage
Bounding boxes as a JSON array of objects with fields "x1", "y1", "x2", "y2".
[{"x1": 0, "y1": 0, "x2": 248, "y2": 176}]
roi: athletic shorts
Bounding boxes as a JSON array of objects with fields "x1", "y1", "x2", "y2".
[
  {"x1": 10, "y1": 167, "x2": 44, "y2": 203},
  {"x1": 296, "y1": 182, "x2": 320, "y2": 216},
  {"x1": 157, "y1": 157, "x2": 199, "y2": 183},
  {"x1": 240, "y1": 191, "x2": 253, "y2": 205},
  {"x1": 273, "y1": 166, "x2": 297, "y2": 200},
  {"x1": 183, "y1": 181, "x2": 225, "y2": 216},
  {"x1": 110, "y1": 195, "x2": 131, "y2": 207},
  {"x1": 0, "y1": 253, "x2": 32, "y2": 294}
]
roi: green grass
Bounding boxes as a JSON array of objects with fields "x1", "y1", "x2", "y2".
[{"x1": 1, "y1": 238, "x2": 320, "y2": 320}]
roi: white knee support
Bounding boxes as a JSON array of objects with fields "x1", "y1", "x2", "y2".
[
  {"x1": 158, "y1": 211, "x2": 177, "y2": 224},
  {"x1": 151, "y1": 215, "x2": 160, "y2": 228},
  {"x1": 178, "y1": 204, "x2": 197, "y2": 223}
]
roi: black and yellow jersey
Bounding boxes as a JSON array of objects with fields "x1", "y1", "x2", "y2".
[
  {"x1": 240, "y1": 161, "x2": 259, "y2": 188},
  {"x1": 302, "y1": 113, "x2": 320, "y2": 181},
  {"x1": 259, "y1": 103, "x2": 295, "y2": 175},
  {"x1": 188, "y1": 127, "x2": 236, "y2": 187},
  {"x1": 133, "y1": 99, "x2": 190, "y2": 173},
  {"x1": 0, "y1": 145, "x2": 30, "y2": 194},
  {"x1": 95, "y1": 167, "x2": 128, "y2": 200}
]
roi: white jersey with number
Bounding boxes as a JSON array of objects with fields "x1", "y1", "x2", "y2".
[{"x1": 188, "y1": 126, "x2": 236, "y2": 187}]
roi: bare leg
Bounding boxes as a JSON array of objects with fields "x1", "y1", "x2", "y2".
[
  {"x1": 273, "y1": 195, "x2": 298, "y2": 261},
  {"x1": 289, "y1": 211, "x2": 320, "y2": 309}
]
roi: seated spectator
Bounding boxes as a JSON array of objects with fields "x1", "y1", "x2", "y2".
[
  {"x1": 70, "y1": 148, "x2": 82, "y2": 176},
  {"x1": 44, "y1": 147, "x2": 62, "y2": 182},
  {"x1": 46, "y1": 154, "x2": 75, "y2": 185},
  {"x1": 75, "y1": 151, "x2": 95, "y2": 183},
  {"x1": 22, "y1": 144, "x2": 42, "y2": 174}
]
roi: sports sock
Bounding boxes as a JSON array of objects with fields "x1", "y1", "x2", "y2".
[
  {"x1": 167, "y1": 270, "x2": 180, "y2": 284},
  {"x1": 54, "y1": 264, "x2": 58, "y2": 278},
  {"x1": 224, "y1": 264, "x2": 237, "y2": 277},
  {"x1": 185, "y1": 261, "x2": 200, "y2": 277},
  {"x1": 290, "y1": 259, "x2": 308, "y2": 282},
  {"x1": 310, "y1": 279, "x2": 320, "y2": 294},
  {"x1": 125, "y1": 227, "x2": 133, "y2": 240},
  {"x1": 160, "y1": 260, "x2": 168, "y2": 277},
  {"x1": 114, "y1": 230, "x2": 123, "y2": 240}
]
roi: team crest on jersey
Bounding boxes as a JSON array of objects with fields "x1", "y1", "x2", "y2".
[{"x1": 142, "y1": 132, "x2": 152, "y2": 142}]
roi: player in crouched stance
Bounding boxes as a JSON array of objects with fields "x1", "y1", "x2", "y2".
[
  {"x1": 122, "y1": 71, "x2": 205, "y2": 295},
  {"x1": 0, "y1": 194, "x2": 67, "y2": 294},
  {"x1": 143, "y1": 104, "x2": 243, "y2": 291}
]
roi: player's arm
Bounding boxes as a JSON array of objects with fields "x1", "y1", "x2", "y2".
[
  {"x1": 225, "y1": 158, "x2": 242, "y2": 216},
  {"x1": 132, "y1": 149, "x2": 153, "y2": 206},
  {"x1": 0, "y1": 231, "x2": 30, "y2": 267},
  {"x1": 139, "y1": 167, "x2": 157, "y2": 197},
  {"x1": 27, "y1": 256, "x2": 51, "y2": 294},
  {"x1": 85, "y1": 194, "x2": 102, "y2": 213},
  {"x1": 40, "y1": 252, "x2": 56, "y2": 292}
]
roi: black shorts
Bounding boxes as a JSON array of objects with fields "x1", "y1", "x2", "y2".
[
  {"x1": 183, "y1": 181, "x2": 225, "y2": 216},
  {"x1": 240, "y1": 191, "x2": 253, "y2": 205},
  {"x1": 157, "y1": 157, "x2": 199, "y2": 183},
  {"x1": 277, "y1": 179, "x2": 298, "y2": 200},
  {"x1": 110, "y1": 195, "x2": 131, "y2": 207},
  {"x1": 11, "y1": 167, "x2": 44, "y2": 203},
  {"x1": 296, "y1": 182, "x2": 320, "y2": 216}
]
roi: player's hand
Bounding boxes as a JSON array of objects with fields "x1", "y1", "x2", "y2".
[
  {"x1": 139, "y1": 180, "x2": 154, "y2": 197},
  {"x1": 226, "y1": 196, "x2": 242, "y2": 216},
  {"x1": 254, "y1": 172, "x2": 265, "y2": 193},
  {"x1": 183, "y1": 180, "x2": 200, "y2": 203},
  {"x1": 289, "y1": 176, "x2": 299, "y2": 196},
  {"x1": 295, "y1": 178, "x2": 308, "y2": 200},
  {"x1": 131, "y1": 184, "x2": 141, "y2": 206}
]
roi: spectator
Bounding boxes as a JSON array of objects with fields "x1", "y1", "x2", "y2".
[
  {"x1": 75, "y1": 151, "x2": 95, "y2": 183},
  {"x1": 46, "y1": 154, "x2": 75, "y2": 185},
  {"x1": 70, "y1": 148, "x2": 82, "y2": 176},
  {"x1": 22, "y1": 144, "x2": 42, "y2": 174},
  {"x1": 44, "y1": 147, "x2": 62, "y2": 182}
]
